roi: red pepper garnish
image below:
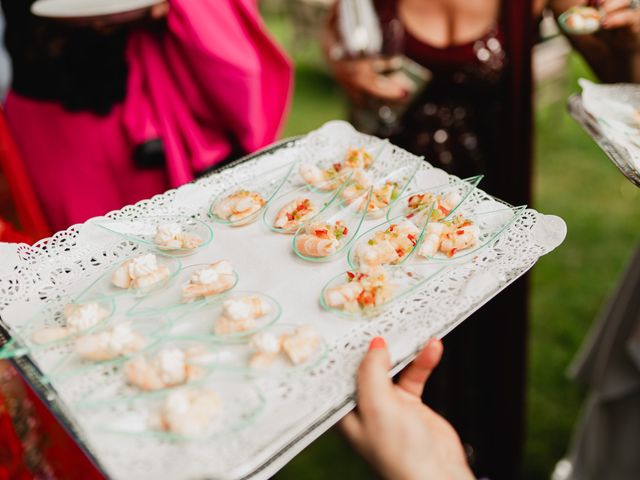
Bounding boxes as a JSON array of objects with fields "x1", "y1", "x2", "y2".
[
  {"x1": 346, "y1": 271, "x2": 355, "y2": 280},
  {"x1": 315, "y1": 229, "x2": 329, "y2": 239},
  {"x1": 333, "y1": 163, "x2": 342, "y2": 172},
  {"x1": 389, "y1": 224, "x2": 397, "y2": 232},
  {"x1": 296, "y1": 201, "x2": 307, "y2": 212},
  {"x1": 357, "y1": 289, "x2": 376, "y2": 306},
  {"x1": 460, "y1": 221, "x2": 472, "y2": 228},
  {"x1": 447, "y1": 248, "x2": 457, "y2": 258},
  {"x1": 407, "y1": 213, "x2": 414, "y2": 219},
  {"x1": 407, "y1": 234, "x2": 416, "y2": 246},
  {"x1": 342, "y1": 227, "x2": 348, "y2": 235},
  {"x1": 456, "y1": 229, "x2": 465, "y2": 235},
  {"x1": 438, "y1": 205, "x2": 450, "y2": 216},
  {"x1": 396, "y1": 248, "x2": 405, "y2": 257},
  {"x1": 286, "y1": 213, "x2": 295, "y2": 221}
]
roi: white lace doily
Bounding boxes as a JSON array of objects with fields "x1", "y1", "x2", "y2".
[{"x1": 0, "y1": 121, "x2": 566, "y2": 480}]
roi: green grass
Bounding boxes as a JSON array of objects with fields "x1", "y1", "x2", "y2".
[{"x1": 265, "y1": 16, "x2": 640, "y2": 480}]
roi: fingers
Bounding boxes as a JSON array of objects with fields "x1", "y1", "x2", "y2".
[
  {"x1": 601, "y1": 0, "x2": 633, "y2": 15},
  {"x1": 397, "y1": 338, "x2": 444, "y2": 397},
  {"x1": 356, "y1": 337, "x2": 394, "y2": 415},
  {"x1": 603, "y1": 9, "x2": 640, "y2": 29},
  {"x1": 339, "y1": 411, "x2": 364, "y2": 445},
  {"x1": 361, "y1": 76, "x2": 409, "y2": 101}
]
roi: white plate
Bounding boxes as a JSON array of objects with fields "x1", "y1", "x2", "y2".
[{"x1": 31, "y1": 0, "x2": 161, "y2": 18}]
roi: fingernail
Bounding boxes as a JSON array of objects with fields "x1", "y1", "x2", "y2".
[{"x1": 369, "y1": 336, "x2": 386, "y2": 350}]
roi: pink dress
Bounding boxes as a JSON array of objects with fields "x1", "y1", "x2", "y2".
[{"x1": 4, "y1": 0, "x2": 292, "y2": 232}]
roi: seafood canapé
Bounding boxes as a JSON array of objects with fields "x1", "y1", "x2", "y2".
[
  {"x1": 152, "y1": 388, "x2": 221, "y2": 436},
  {"x1": 355, "y1": 220, "x2": 419, "y2": 268},
  {"x1": 249, "y1": 325, "x2": 322, "y2": 369},
  {"x1": 75, "y1": 322, "x2": 146, "y2": 362},
  {"x1": 561, "y1": 6, "x2": 601, "y2": 34},
  {"x1": 417, "y1": 215, "x2": 479, "y2": 259},
  {"x1": 31, "y1": 302, "x2": 110, "y2": 345},
  {"x1": 405, "y1": 190, "x2": 462, "y2": 224},
  {"x1": 324, "y1": 267, "x2": 396, "y2": 313},
  {"x1": 273, "y1": 198, "x2": 319, "y2": 232},
  {"x1": 299, "y1": 147, "x2": 373, "y2": 190},
  {"x1": 181, "y1": 260, "x2": 236, "y2": 303},
  {"x1": 214, "y1": 295, "x2": 273, "y2": 335},
  {"x1": 295, "y1": 220, "x2": 348, "y2": 258},
  {"x1": 154, "y1": 223, "x2": 203, "y2": 251},
  {"x1": 112, "y1": 254, "x2": 170, "y2": 291},
  {"x1": 212, "y1": 190, "x2": 266, "y2": 224},
  {"x1": 124, "y1": 346, "x2": 207, "y2": 391}
]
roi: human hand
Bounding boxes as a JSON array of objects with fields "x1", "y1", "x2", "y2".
[
  {"x1": 327, "y1": 56, "x2": 412, "y2": 105},
  {"x1": 340, "y1": 337, "x2": 474, "y2": 480},
  {"x1": 601, "y1": 0, "x2": 640, "y2": 33}
]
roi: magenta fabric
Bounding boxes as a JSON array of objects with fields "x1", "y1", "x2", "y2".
[{"x1": 5, "y1": 0, "x2": 292, "y2": 231}]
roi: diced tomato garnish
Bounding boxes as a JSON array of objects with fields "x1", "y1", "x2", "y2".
[
  {"x1": 346, "y1": 271, "x2": 355, "y2": 280},
  {"x1": 447, "y1": 248, "x2": 457, "y2": 257},
  {"x1": 357, "y1": 289, "x2": 376, "y2": 306},
  {"x1": 342, "y1": 227, "x2": 348, "y2": 235},
  {"x1": 456, "y1": 229, "x2": 465, "y2": 235},
  {"x1": 315, "y1": 229, "x2": 329, "y2": 239},
  {"x1": 333, "y1": 163, "x2": 342, "y2": 172},
  {"x1": 286, "y1": 213, "x2": 295, "y2": 221},
  {"x1": 389, "y1": 224, "x2": 397, "y2": 232},
  {"x1": 407, "y1": 213, "x2": 414, "y2": 219},
  {"x1": 438, "y1": 205, "x2": 450, "y2": 216},
  {"x1": 408, "y1": 234, "x2": 416, "y2": 246},
  {"x1": 396, "y1": 248, "x2": 404, "y2": 257}
]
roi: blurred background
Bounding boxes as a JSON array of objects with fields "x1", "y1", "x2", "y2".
[{"x1": 255, "y1": 1, "x2": 640, "y2": 479}]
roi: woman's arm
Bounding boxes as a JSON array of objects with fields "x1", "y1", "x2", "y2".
[{"x1": 548, "y1": 0, "x2": 640, "y2": 82}]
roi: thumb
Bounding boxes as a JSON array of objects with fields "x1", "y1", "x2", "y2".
[{"x1": 356, "y1": 337, "x2": 394, "y2": 415}]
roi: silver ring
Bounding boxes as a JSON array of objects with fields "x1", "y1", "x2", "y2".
[{"x1": 631, "y1": 0, "x2": 640, "y2": 10}]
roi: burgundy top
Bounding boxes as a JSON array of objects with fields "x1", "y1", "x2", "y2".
[{"x1": 370, "y1": 0, "x2": 509, "y2": 186}]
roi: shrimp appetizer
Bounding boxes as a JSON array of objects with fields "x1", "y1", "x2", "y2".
[
  {"x1": 324, "y1": 267, "x2": 396, "y2": 313},
  {"x1": 214, "y1": 295, "x2": 272, "y2": 335},
  {"x1": 405, "y1": 190, "x2": 462, "y2": 224},
  {"x1": 31, "y1": 302, "x2": 110, "y2": 344},
  {"x1": 361, "y1": 181, "x2": 402, "y2": 214},
  {"x1": 74, "y1": 322, "x2": 146, "y2": 362},
  {"x1": 355, "y1": 220, "x2": 420, "y2": 268},
  {"x1": 560, "y1": 6, "x2": 601, "y2": 35},
  {"x1": 273, "y1": 198, "x2": 319, "y2": 232},
  {"x1": 152, "y1": 388, "x2": 221, "y2": 436},
  {"x1": 124, "y1": 346, "x2": 206, "y2": 391},
  {"x1": 299, "y1": 162, "x2": 345, "y2": 191},
  {"x1": 249, "y1": 325, "x2": 322, "y2": 369},
  {"x1": 417, "y1": 215, "x2": 479, "y2": 258},
  {"x1": 212, "y1": 190, "x2": 266, "y2": 224},
  {"x1": 295, "y1": 221, "x2": 348, "y2": 258},
  {"x1": 344, "y1": 147, "x2": 373, "y2": 170},
  {"x1": 340, "y1": 169, "x2": 373, "y2": 204},
  {"x1": 181, "y1": 260, "x2": 235, "y2": 303},
  {"x1": 154, "y1": 223, "x2": 203, "y2": 251},
  {"x1": 111, "y1": 254, "x2": 170, "y2": 291}
]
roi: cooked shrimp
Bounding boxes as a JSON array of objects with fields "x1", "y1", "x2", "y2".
[
  {"x1": 360, "y1": 181, "x2": 401, "y2": 215},
  {"x1": 340, "y1": 169, "x2": 372, "y2": 204},
  {"x1": 439, "y1": 221, "x2": 479, "y2": 257},
  {"x1": 31, "y1": 326, "x2": 73, "y2": 345},
  {"x1": 124, "y1": 347, "x2": 204, "y2": 391},
  {"x1": 299, "y1": 163, "x2": 344, "y2": 191},
  {"x1": 295, "y1": 221, "x2": 348, "y2": 258},
  {"x1": 213, "y1": 190, "x2": 266, "y2": 224},
  {"x1": 214, "y1": 295, "x2": 272, "y2": 335},
  {"x1": 249, "y1": 332, "x2": 282, "y2": 369},
  {"x1": 325, "y1": 268, "x2": 395, "y2": 312},
  {"x1": 154, "y1": 388, "x2": 220, "y2": 436},
  {"x1": 154, "y1": 223, "x2": 203, "y2": 251},
  {"x1": 75, "y1": 323, "x2": 146, "y2": 362},
  {"x1": 344, "y1": 148, "x2": 373, "y2": 169},
  {"x1": 356, "y1": 220, "x2": 419, "y2": 268},
  {"x1": 282, "y1": 325, "x2": 321, "y2": 365},
  {"x1": 417, "y1": 222, "x2": 446, "y2": 258},
  {"x1": 111, "y1": 254, "x2": 170, "y2": 291},
  {"x1": 273, "y1": 198, "x2": 319, "y2": 232},
  {"x1": 181, "y1": 260, "x2": 235, "y2": 303},
  {"x1": 31, "y1": 302, "x2": 110, "y2": 345}
]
